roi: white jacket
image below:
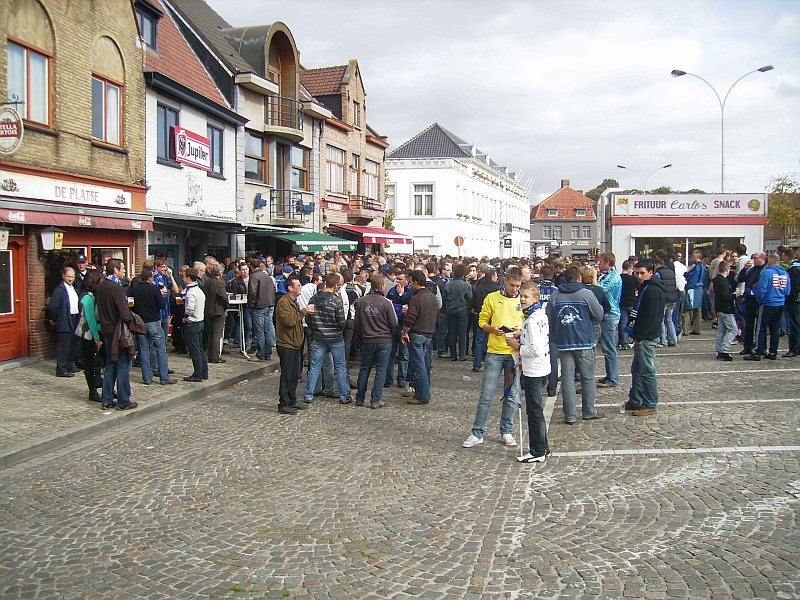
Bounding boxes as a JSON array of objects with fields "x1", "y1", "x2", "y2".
[{"x1": 518, "y1": 307, "x2": 551, "y2": 377}]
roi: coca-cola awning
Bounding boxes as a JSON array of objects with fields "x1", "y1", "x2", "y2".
[
  {"x1": 330, "y1": 223, "x2": 412, "y2": 245},
  {"x1": 0, "y1": 207, "x2": 153, "y2": 231}
]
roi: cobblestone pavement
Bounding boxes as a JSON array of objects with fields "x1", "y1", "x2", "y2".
[{"x1": 0, "y1": 327, "x2": 798, "y2": 599}]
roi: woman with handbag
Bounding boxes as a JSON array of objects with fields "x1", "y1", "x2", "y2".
[{"x1": 77, "y1": 269, "x2": 105, "y2": 402}]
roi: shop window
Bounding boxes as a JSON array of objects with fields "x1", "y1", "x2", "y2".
[
  {"x1": 245, "y1": 131, "x2": 267, "y2": 182},
  {"x1": 91, "y1": 248, "x2": 129, "y2": 275},
  {"x1": 157, "y1": 104, "x2": 179, "y2": 162},
  {"x1": 91, "y1": 75, "x2": 122, "y2": 145},
  {"x1": 291, "y1": 146, "x2": 308, "y2": 190},
  {"x1": 7, "y1": 40, "x2": 50, "y2": 125},
  {"x1": 207, "y1": 124, "x2": 223, "y2": 176},
  {"x1": 326, "y1": 145, "x2": 345, "y2": 193}
]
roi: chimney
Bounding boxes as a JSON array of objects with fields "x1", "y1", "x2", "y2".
[{"x1": 561, "y1": 179, "x2": 570, "y2": 188}]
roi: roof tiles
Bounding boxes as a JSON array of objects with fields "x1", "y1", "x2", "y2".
[
  {"x1": 532, "y1": 186, "x2": 596, "y2": 220},
  {"x1": 387, "y1": 123, "x2": 472, "y2": 160},
  {"x1": 300, "y1": 65, "x2": 348, "y2": 97}
]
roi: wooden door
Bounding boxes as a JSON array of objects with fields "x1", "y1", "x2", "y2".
[{"x1": 0, "y1": 240, "x2": 28, "y2": 361}]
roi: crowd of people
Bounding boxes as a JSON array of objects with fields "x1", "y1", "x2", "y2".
[{"x1": 48, "y1": 245, "x2": 799, "y2": 462}]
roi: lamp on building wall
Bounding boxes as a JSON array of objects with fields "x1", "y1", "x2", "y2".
[{"x1": 40, "y1": 226, "x2": 65, "y2": 251}]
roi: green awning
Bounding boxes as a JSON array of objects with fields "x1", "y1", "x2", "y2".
[{"x1": 275, "y1": 232, "x2": 357, "y2": 253}]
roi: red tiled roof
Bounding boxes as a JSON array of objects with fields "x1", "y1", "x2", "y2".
[
  {"x1": 300, "y1": 65, "x2": 347, "y2": 97},
  {"x1": 144, "y1": 0, "x2": 227, "y2": 107},
  {"x1": 532, "y1": 186, "x2": 596, "y2": 220}
]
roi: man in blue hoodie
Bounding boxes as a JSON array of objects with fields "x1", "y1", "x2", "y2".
[
  {"x1": 597, "y1": 253, "x2": 622, "y2": 389},
  {"x1": 746, "y1": 253, "x2": 790, "y2": 361},
  {"x1": 546, "y1": 265, "x2": 604, "y2": 423}
]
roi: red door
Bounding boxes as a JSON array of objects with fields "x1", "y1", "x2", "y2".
[{"x1": 0, "y1": 240, "x2": 28, "y2": 361}]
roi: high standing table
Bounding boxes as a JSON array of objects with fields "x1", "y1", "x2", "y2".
[{"x1": 226, "y1": 297, "x2": 250, "y2": 359}]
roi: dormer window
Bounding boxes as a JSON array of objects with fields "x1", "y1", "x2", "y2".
[
  {"x1": 575, "y1": 208, "x2": 586, "y2": 216},
  {"x1": 134, "y1": 0, "x2": 163, "y2": 51},
  {"x1": 547, "y1": 208, "x2": 558, "y2": 217}
]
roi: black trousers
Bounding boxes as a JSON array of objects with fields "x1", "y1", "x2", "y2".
[
  {"x1": 82, "y1": 337, "x2": 104, "y2": 396},
  {"x1": 277, "y1": 345, "x2": 301, "y2": 409},
  {"x1": 742, "y1": 296, "x2": 760, "y2": 353},
  {"x1": 521, "y1": 374, "x2": 549, "y2": 456},
  {"x1": 756, "y1": 305, "x2": 784, "y2": 356},
  {"x1": 56, "y1": 317, "x2": 79, "y2": 375}
]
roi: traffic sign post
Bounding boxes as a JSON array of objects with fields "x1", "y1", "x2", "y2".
[{"x1": 454, "y1": 236, "x2": 464, "y2": 258}]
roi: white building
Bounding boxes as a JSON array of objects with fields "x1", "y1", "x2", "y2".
[{"x1": 385, "y1": 124, "x2": 531, "y2": 257}]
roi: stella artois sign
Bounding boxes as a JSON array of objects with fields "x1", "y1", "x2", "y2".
[{"x1": 0, "y1": 106, "x2": 24, "y2": 155}]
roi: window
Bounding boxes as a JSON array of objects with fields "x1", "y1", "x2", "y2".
[
  {"x1": 553, "y1": 226, "x2": 562, "y2": 239},
  {"x1": 7, "y1": 41, "x2": 50, "y2": 125},
  {"x1": 207, "y1": 125, "x2": 223, "y2": 175},
  {"x1": 156, "y1": 104, "x2": 178, "y2": 161},
  {"x1": 350, "y1": 154, "x2": 360, "y2": 195},
  {"x1": 582, "y1": 226, "x2": 591, "y2": 239},
  {"x1": 353, "y1": 102, "x2": 361, "y2": 127},
  {"x1": 571, "y1": 226, "x2": 580, "y2": 239},
  {"x1": 386, "y1": 183, "x2": 396, "y2": 213},
  {"x1": 365, "y1": 159, "x2": 379, "y2": 200},
  {"x1": 547, "y1": 208, "x2": 558, "y2": 217},
  {"x1": 136, "y1": 11, "x2": 156, "y2": 49},
  {"x1": 245, "y1": 132, "x2": 267, "y2": 182},
  {"x1": 575, "y1": 208, "x2": 586, "y2": 217},
  {"x1": 542, "y1": 226, "x2": 552, "y2": 238},
  {"x1": 413, "y1": 184, "x2": 433, "y2": 216},
  {"x1": 326, "y1": 145, "x2": 345, "y2": 193},
  {"x1": 91, "y1": 76, "x2": 121, "y2": 145},
  {"x1": 291, "y1": 146, "x2": 308, "y2": 190}
]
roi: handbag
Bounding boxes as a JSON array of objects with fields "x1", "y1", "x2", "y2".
[{"x1": 683, "y1": 285, "x2": 703, "y2": 310}]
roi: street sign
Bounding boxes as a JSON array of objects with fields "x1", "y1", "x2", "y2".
[
  {"x1": 454, "y1": 236, "x2": 464, "y2": 247},
  {"x1": 503, "y1": 239, "x2": 512, "y2": 249}
]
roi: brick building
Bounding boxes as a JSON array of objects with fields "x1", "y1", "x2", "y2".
[
  {"x1": 530, "y1": 179, "x2": 598, "y2": 259},
  {"x1": 0, "y1": 0, "x2": 150, "y2": 362}
]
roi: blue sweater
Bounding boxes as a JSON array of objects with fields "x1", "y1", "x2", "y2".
[
  {"x1": 755, "y1": 264, "x2": 790, "y2": 306},
  {"x1": 546, "y1": 282, "x2": 604, "y2": 351},
  {"x1": 598, "y1": 268, "x2": 622, "y2": 318}
]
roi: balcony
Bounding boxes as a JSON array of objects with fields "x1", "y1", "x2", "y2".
[
  {"x1": 269, "y1": 189, "x2": 315, "y2": 226},
  {"x1": 264, "y1": 95, "x2": 304, "y2": 142},
  {"x1": 349, "y1": 196, "x2": 385, "y2": 219}
]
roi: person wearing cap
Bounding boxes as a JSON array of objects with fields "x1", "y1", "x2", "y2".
[{"x1": 74, "y1": 253, "x2": 90, "y2": 295}]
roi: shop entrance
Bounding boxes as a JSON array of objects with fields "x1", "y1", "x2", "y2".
[
  {"x1": 634, "y1": 236, "x2": 742, "y2": 261},
  {"x1": 0, "y1": 240, "x2": 28, "y2": 361}
]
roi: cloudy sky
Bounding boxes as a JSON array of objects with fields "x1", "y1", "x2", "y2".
[{"x1": 207, "y1": 0, "x2": 800, "y2": 204}]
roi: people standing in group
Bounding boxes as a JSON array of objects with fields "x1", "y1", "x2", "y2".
[
  {"x1": 275, "y1": 276, "x2": 315, "y2": 414},
  {"x1": 471, "y1": 265, "x2": 500, "y2": 373},
  {"x1": 229, "y1": 263, "x2": 252, "y2": 349},
  {"x1": 624, "y1": 260, "x2": 665, "y2": 416},
  {"x1": 434, "y1": 263, "x2": 451, "y2": 358},
  {"x1": 737, "y1": 252, "x2": 767, "y2": 356},
  {"x1": 504, "y1": 282, "x2": 551, "y2": 463},
  {"x1": 681, "y1": 251, "x2": 705, "y2": 336},
  {"x1": 204, "y1": 264, "x2": 229, "y2": 364},
  {"x1": 654, "y1": 257, "x2": 679, "y2": 348},
  {"x1": 354, "y1": 273, "x2": 398, "y2": 408},
  {"x1": 247, "y1": 258, "x2": 276, "y2": 362},
  {"x1": 706, "y1": 247, "x2": 727, "y2": 329},
  {"x1": 597, "y1": 253, "x2": 622, "y2": 389},
  {"x1": 129, "y1": 268, "x2": 176, "y2": 385},
  {"x1": 181, "y1": 268, "x2": 208, "y2": 383},
  {"x1": 783, "y1": 249, "x2": 800, "y2": 358},
  {"x1": 463, "y1": 267, "x2": 525, "y2": 448},
  {"x1": 385, "y1": 270, "x2": 412, "y2": 389},
  {"x1": 712, "y1": 260, "x2": 737, "y2": 361},
  {"x1": 745, "y1": 253, "x2": 790, "y2": 361},
  {"x1": 444, "y1": 263, "x2": 473, "y2": 362},
  {"x1": 48, "y1": 266, "x2": 81, "y2": 378},
  {"x1": 95, "y1": 259, "x2": 136, "y2": 410},
  {"x1": 537, "y1": 265, "x2": 560, "y2": 397},
  {"x1": 76, "y1": 269, "x2": 105, "y2": 402},
  {"x1": 547, "y1": 266, "x2": 604, "y2": 424},
  {"x1": 618, "y1": 260, "x2": 638, "y2": 350},
  {"x1": 401, "y1": 270, "x2": 439, "y2": 405},
  {"x1": 170, "y1": 265, "x2": 188, "y2": 354}
]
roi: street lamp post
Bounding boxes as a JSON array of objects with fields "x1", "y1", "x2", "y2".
[
  {"x1": 616, "y1": 164, "x2": 673, "y2": 192},
  {"x1": 670, "y1": 66, "x2": 773, "y2": 192}
]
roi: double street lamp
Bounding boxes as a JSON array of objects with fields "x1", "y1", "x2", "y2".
[
  {"x1": 670, "y1": 65, "x2": 774, "y2": 192},
  {"x1": 616, "y1": 163, "x2": 672, "y2": 192}
]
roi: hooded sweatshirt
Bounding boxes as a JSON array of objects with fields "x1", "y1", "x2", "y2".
[
  {"x1": 755, "y1": 264, "x2": 790, "y2": 307},
  {"x1": 518, "y1": 306, "x2": 551, "y2": 377},
  {"x1": 630, "y1": 277, "x2": 665, "y2": 342},
  {"x1": 546, "y1": 282, "x2": 603, "y2": 352}
]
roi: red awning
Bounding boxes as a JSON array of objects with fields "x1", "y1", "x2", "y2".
[
  {"x1": 0, "y1": 208, "x2": 153, "y2": 231},
  {"x1": 331, "y1": 223, "x2": 412, "y2": 245}
]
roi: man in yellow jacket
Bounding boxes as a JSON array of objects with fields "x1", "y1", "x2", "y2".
[{"x1": 463, "y1": 267, "x2": 525, "y2": 448}]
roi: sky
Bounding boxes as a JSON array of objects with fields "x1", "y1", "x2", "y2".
[{"x1": 207, "y1": 0, "x2": 800, "y2": 204}]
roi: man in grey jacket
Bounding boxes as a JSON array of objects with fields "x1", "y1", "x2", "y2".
[{"x1": 247, "y1": 259, "x2": 276, "y2": 362}]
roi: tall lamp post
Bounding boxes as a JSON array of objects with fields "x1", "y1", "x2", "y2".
[
  {"x1": 670, "y1": 66, "x2": 773, "y2": 192},
  {"x1": 616, "y1": 164, "x2": 672, "y2": 192}
]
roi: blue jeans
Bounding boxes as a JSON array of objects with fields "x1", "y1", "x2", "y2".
[
  {"x1": 471, "y1": 352, "x2": 518, "y2": 438},
  {"x1": 629, "y1": 339, "x2": 658, "y2": 410},
  {"x1": 304, "y1": 340, "x2": 350, "y2": 401},
  {"x1": 599, "y1": 315, "x2": 619, "y2": 386},
  {"x1": 618, "y1": 308, "x2": 632, "y2": 348},
  {"x1": 184, "y1": 320, "x2": 208, "y2": 379},
  {"x1": 138, "y1": 320, "x2": 171, "y2": 383},
  {"x1": 446, "y1": 306, "x2": 469, "y2": 360},
  {"x1": 472, "y1": 327, "x2": 488, "y2": 370},
  {"x1": 407, "y1": 333, "x2": 432, "y2": 402},
  {"x1": 672, "y1": 294, "x2": 683, "y2": 335},
  {"x1": 356, "y1": 342, "x2": 391, "y2": 405},
  {"x1": 385, "y1": 325, "x2": 408, "y2": 386},
  {"x1": 559, "y1": 349, "x2": 598, "y2": 422},
  {"x1": 660, "y1": 302, "x2": 677, "y2": 345},
  {"x1": 101, "y1": 335, "x2": 132, "y2": 408},
  {"x1": 436, "y1": 315, "x2": 448, "y2": 356},
  {"x1": 251, "y1": 306, "x2": 274, "y2": 359}
]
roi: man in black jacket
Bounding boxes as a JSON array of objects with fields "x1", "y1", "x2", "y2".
[
  {"x1": 736, "y1": 252, "x2": 766, "y2": 355},
  {"x1": 654, "y1": 257, "x2": 679, "y2": 347},
  {"x1": 130, "y1": 269, "x2": 175, "y2": 385},
  {"x1": 471, "y1": 266, "x2": 499, "y2": 372},
  {"x1": 48, "y1": 266, "x2": 80, "y2": 377},
  {"x1": 625, "y1": 260, "x2": 665, "y2": 416}
]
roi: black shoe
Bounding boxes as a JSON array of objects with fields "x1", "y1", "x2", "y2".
[
  {"x1": 89, "y1": 391, "x2": 101, "y2": 403},
  {"x1": 460, "y1": 357, "x2": 469, "y2": 361},
  {"x1": 325, "y1": 392, "x2": 338, "y2": 398},
  {"x1": 743, "y1": 354, "x2": 761, "y2": 361},
  {"x1": 278, "y1": 407, "x2": 299, "y2": 415},
  {"x1": 183, "y1": 376, "x2": 202, "y2": 382},
  {"x1": 739, "y1": 348, "x2": 751, "y2": 355},
  {"x1": 719, "y1": 352, "x2": 733, "y2": 361},
  {"x1": 689, "y1": 332, "x2": 701, "y2": 335},
  {"x1": 783, "y1": 351, "x2": 798, "y2": 358},
  {"x1": 764, "y1": 353, "x2": 777, "y2": 360},
  {"x1": 171, "y1": 348, "x2": 188, "y2": 354},
  {"x1": 472, "y1": 367, "x2": 482, "y2": 372},
  {"x1": 67, "y1": 366, "x2": 81, "y2": 373},
  {"x1": 547, "y1": 390, "x2": 557, "y2": 397},
  {"x1": 288, "y1": 403, "x2": 308, "y2": 410},
  {"x1": 56, "y1": 372, "x2": 75, "y2": 378},
  {"x1": 168, "y1": 369, "x2": 175, "y2": 374}
]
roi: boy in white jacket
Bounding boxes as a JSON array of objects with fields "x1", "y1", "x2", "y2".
[{"x1": 506, "y1": 282, "x2": 552, "y2": 463}]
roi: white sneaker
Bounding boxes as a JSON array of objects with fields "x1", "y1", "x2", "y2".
[
  {"x1": 517, "y1": 451, "x2": 551, "y2": 463},
  {"x1": 462, "y1": 434, "x2": 484, "y2": 448},
  {"x1": 502, "y1": 433, "x2": 517, "y2": 447}
]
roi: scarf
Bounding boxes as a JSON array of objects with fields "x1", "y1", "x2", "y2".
[
  {"x1": 500, "y1": 284, "x2": 520, "y2": 298},
  {"x1": 523, "y1": 302, "x2": 542, "y2": 318},
  {"x1": 106, "y1": 274, "x2": 121, "y2": 285}
]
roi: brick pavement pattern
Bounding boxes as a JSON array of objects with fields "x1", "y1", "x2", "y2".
[{"x1": 0, "y1": 329, "x2": 798, "y2": 599}]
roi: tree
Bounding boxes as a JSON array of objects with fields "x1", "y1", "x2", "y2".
[
  {"x1": 767, "y1": 173, "x2": 800, "y2": 234},
  {"x1": 585, "y1": 178, "x2": 620, "y2": 201},
  {"x1": 383, "y1": 209, "x2": 395, "y2": 231}
]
